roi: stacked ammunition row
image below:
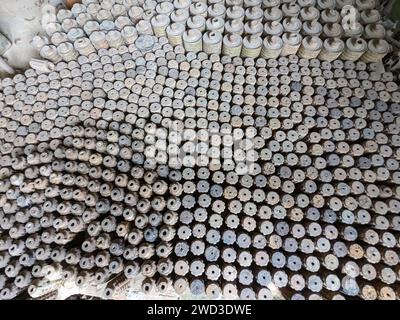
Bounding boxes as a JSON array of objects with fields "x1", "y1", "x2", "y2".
[{"x1": 38, "y1": 0, "x2": 390, "y2": 64}]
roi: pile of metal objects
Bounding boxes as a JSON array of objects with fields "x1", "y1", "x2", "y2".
[{"x1": 0, "y1": 0, "x2": 399, "y2": 300}]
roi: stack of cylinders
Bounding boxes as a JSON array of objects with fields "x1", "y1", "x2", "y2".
[
  {"x1": 89, "y1": 31, "x2": 109, "y2": 49},
  {"x1": 156, "y1": 2, "x2": 175, "y2": 16},
  {"x1": 97, "y1": 9, "x2": 113, "y2": 22},
  {"x1": 355, "y1": 0, "x2": 376, "y2": 10},
  {"x1": 323, "y1": 22, "x2": 343, "y2": 38},
  {"x1": 222, "y1": 33, "x2": 243, "y2": 57},
  {"x1": 29, "y1": 59, "x2": 55, "y2": 73},
  {"x1": 244, "y1": 20, "x2": 263, "y2": 37},
  {"x1": 57, "y1": 42, "x2": 79, "y2": 61},
  {"x1": 171, "y1": 9, "x2": 190, "y2": 24},
  {"x1": 143, "y1": 0, "x2": 157, "y2": 10},
  {"x1": 320, "y1": 9, "x2": 340, "y2": 23},
  {"x1": 317, "y1": 37, "x2": 345, "y2": 61},
  {"x1": 174, "y1": 0, "x2": 191, "y2": 10},
  {"x1": 142, "y1": 9, "x2": 156, "y2": 21},
  {"x1": 31, "y1": 36, "x2": 49, "y2": 51},
  {"x1": 281, "y1": 32, "x2": 302, "y2": 56},
  {"x1": 183, "y1": 29, "x2": 203, "y2": 52},
  {"x1": 336, "y1": 0, "x2": 354, "y2": 8},
  {"x1": 57, "y1": 9, "x2": 73, "y2": 22},
  {"x1": 166, "y1": 23, "x2": 186, "y2": 46},
  {"x1": 264, "y1": 21, "x2": 284, "y2": 36},
  {"x1": 187, "y1": 16, "x2": 206, "y2": 32},
  {"x1": 45, "y1": 22, "x2": 62, "y2": 36},
  {"x1": 61, "y1": 18, "x2": 78, "y2": 32},
  {"x1": 136, "y1": 20, "x2": 153, "y2": 35},
  {"x1": 202, "y1": 31, "x2": 223, "y2": 54},
  {"x1": 261, "y1": 35, "x2": 283, "y2": 59},
  {"x1": 225, "y1": 19, "x2": 243, "y2": 35},
  {"x1": 86, "y1": 3, "x2": 100, "y2": 17},
  {"x1": 74, "y1": 38, "x2": 96, "y2": 56},
  {"x1": 343, "y1": 21, "x2": 364, "y2": 37},
  {"x1": 208, "y1": 3, "x2": 226, "y2": 19},
  {"x1": 106, "y1": 30, "x2": 124, "y2": 48},
  {"x1": 302, "y1": 20, "x2": 322, "y2": 36},
  {"x1": 245, "y1": 6, "x2": 263, "y2": 22},
  {"x1": 67, "y1": 28, "x2": 85, "y2": 42},
  {"x1": 206, "y1": 17, "x2": 225, "y2": 34},
  {"x1": 360, "y1": 39, "x2": 390, "y2": 63},
  {"x1": 300, "y1": 7, "x2": 320, "y2": 21},
  {"x1": 111, "y1": 4, "x2": 126, "y2": 18},
  {"x1": 298, "y1": 0, "x2": 317, "y2": 6},
  {"x1": 51, "y1": 32, "x2": 68, "y2": 46},
  {"x1": 100, "y1": 0, "x2": 113, "y2": 10},
  {"x1": 262, "y1": 0, "x2": 280, "y2": 7},
  {"x1": 115, "y1": 16, "x2": 132, "y2": 30},
  {"x1": 264, "y1": 7, "x2": 283, "y2": 21},
  {"x1": 100, "y1": 20, "x2": 115, "y2": 31},
  {"x1": 226, "y1": 6, "x2": 245, "y2": 20},
  {"x1": 128, "y1": 6, "x2": 144, "y2": 23},
  {"x1": 121, "y1": 26, "x2": 138, "y2": 44},
  {"x1": 151, "y1": 15, "x2": 170, "y2": 37},
  {"x1": 40, "y1": 45, "x2": 62, "y2": 63},
  {"x1": 364, "y1": 23, "x2": 385, "y2": 39},
  {"x1": 282, "y1": 2, "x2": 301, "y2": 17},
  {"x1": 298, "y1": 36, "x2": 323, "y2": 59},
  {"x1": 241, "y1": 35, "x2": 262, "y2": 58},
  {"x1": 244, "y1": 0, "x2": 262, "y2": 7},
  {"x1": 283, "y1": 17, "x2": 302, "y2": 33},
  {"x1": 227, "y1": 0, "x2": 244, "y2": 6},
  {"x1": 190, "y1": 2, "x2": 208, "y2": 17},
  {"x1": 122, "y1": 0, "x2": 137, "y2": 9},
  {"x1": 76, "y1": 13, "x2": 92, "y2": 27},
  {"x1": 340, "y1": 37, "x2": 367, "y2": 61},
  {"x1": 360, "y1": 9, "x2": 380, "y2": 24},
  {"x1": 83, "y1": 21, "x2": 100, "y2": 35},
  {"x1": 71, "y1": 3, "x2": 86, "y2": 17}
]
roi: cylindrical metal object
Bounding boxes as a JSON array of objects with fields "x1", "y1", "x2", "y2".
[
  {"x1": 203, "y1": 31, "x2": 222, "y2": 55},
  {"x1": 364, "y1": 24, "x2": 386, "y2": 40},
  {"x1": 183, "y1": 29, "x2": 203, "y2": 53},
  {"x1": 264, "y1": 21, "x2": 284, "y2": 36},
  {"x1": 222, "y1": 33, "x2": 243, "y2": 57},
  {"x1": 318, "y1": 38, "x2": 345, "y2": 61},
  {"x1": 281, "y1": 32, "x2": 302, "y2": 56},
  {"x1": 261, "y1": 35, "x2": 283, "y2": 59},
  {"x1": 186, "y1": 15, "x2": 205, "y2": 31},
  {"x1": 166, "y1": 23, "x2": 185, "y2": 46},
  {"x1": 151, "y1": 15, "x2": 170, "y2": 37},
  {"x1": 240, "y1": 35, "x2": 262, "y2": 58},
  {"x1": 298, "y1": 36, "x2": 323, "y2": 59},
  {"x1": 340, "y1": 38, "x2": 367, "y2": 61},
  {"x1": 225, "y1": 19, "x2": 244, "y2": 35},
  {"x1": 361, "y1": 39, "x2": 390, "y2": 63}
]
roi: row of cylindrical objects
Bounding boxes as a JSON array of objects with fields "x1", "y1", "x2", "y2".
[
  {"x1": 145, "y1": 3, "x2": 388, "y2": 62},
  {"x1": 52, "y1": 0, "x2": 381, "y2": 31},
  {"x1": 69, "y1": 0, "x2": 377, "y2": 13},
  {"x1": 47, "y1": 2, "x2": 384, "y2": 44},
  {"x1": 167, "y1": 27, "x2": 389, "y2": 63},
  {"x1": 158, "y1": 15, "x2": 386, "y2": 40},
  {"x1": 41, "y1": 28, "x2": 139, "y2": 61},
  {"x1": 35, "y1": 0, "x2": 390, "y2": 66}
]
